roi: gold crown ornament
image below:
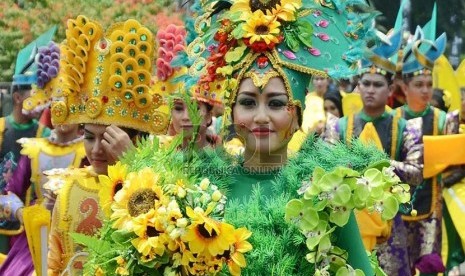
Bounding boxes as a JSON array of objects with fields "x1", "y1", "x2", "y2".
[{"x1": 51, "y1": 15, "x2": 169, "y2": 134}]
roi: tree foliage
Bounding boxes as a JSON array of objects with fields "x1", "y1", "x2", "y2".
[{"x1": 0, "y1": 0, "x2": 185, "y2": 81}]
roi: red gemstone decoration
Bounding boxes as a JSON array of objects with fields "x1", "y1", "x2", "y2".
[{"x1": 102, "y1": 96, "x2": 109, "y2": 104}]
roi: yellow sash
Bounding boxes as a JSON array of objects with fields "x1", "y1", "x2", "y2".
[{"x1": 356, "y1": 122, "x2": 391, "y2": 251}]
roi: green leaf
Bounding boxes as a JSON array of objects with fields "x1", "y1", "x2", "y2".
[
  {"x1": 225, "y1": 46, "x2": 247, "y2": 63},
  {"x1": 231, "y1": 23, "x2": 246, "y2": 39},
  {"x1": 284, "y1": 31, "x2": 300, "y2": 52},
  {"x1": 111, "y1": 229, "x2": 136, "y2": 245},
  {"x1": 297, "y1": 31, "x2": 313, "y2": 48},
  {"x1": 70, "y1": 232, "x2": 113, "y2": 254}
]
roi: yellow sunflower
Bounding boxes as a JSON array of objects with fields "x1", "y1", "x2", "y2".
[
  {"x1": 98, "y1": 162, "x2": 128, "y2": 217},
  {"x1": 230, "y1": 0, "x2": 301, "y2": 22},
  {"x1": 111, "y1": 168, "x2": 167, "y2": 231},
  {"x1": 131, "y1": 210, "x2": 167, "y2": 259},
  {"x1": 224, "y1": 227, "x2": 253, "y2": 276},
  {"x1": 267, "y1": 0, "x2": 302, "y2": 21},
  {"x1": 182, "y1": 207, "x2": 235, "y2": 257},
  {"x1": 243, "y1": 10, "x2": 281, "y2": 45}
]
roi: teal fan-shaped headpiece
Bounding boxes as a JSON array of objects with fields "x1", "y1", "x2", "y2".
[
  {"x1": 361, "y1": 30, "x2": 403, "y2": 75},
  {"x1": 12, "y1": 26, "x2": 57, "y2": 87},
  {"x1": 401, "y1": 3, "x2": 446, "y2": 77}
]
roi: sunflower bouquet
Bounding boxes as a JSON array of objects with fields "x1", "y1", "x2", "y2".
[{"x1": 73, "y1": 161, "x2": 252, "y2": 276}]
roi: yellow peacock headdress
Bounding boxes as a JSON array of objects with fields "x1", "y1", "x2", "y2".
[{"x1": 50, "y1": 15, "x2": 169, "y2": 134}]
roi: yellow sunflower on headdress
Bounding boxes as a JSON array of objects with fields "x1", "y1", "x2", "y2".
[
  {"x1": 111, "y1": 167, "x2": 167, "y2": 231},
  {"x1": 98, "y1": 162, "x2": 128, "y2": 217},
  {"x1": 182, "y1": 207, "x2": 235, "y2": 257},
  {"x1": 231, "y1": 0, "x2": 302, "y2": 22},
  {"x1": 243, "y1": 10, "x2": 281, "y2": 45}
]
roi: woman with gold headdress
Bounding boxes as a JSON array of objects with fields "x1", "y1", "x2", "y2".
[{"x1": 44, "y1": 16, "x2": 168, "y2": 276}]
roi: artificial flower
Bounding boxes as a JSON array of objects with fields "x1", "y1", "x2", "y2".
[
  {"x1": 98, "y1": 162, "x2": 128, "y2": 217},
  {"x1": 243, "y1": 10, "x2": 281, "y2": 45},
  {"x1": 223, "y1": 227, "x2": 253, "y2": 276},
  {"x1": 111, "y1": 168, "x2": 167, "y2": 231},
  {"x1": 230, "y1": 0, "x2": 301, "y2": 22},
  {"x1": 266, "y1": 0, "x2": 302, "y2": 21},
  {"x1": 182, "y1": 207, "x2": 235, "y2": 256}
]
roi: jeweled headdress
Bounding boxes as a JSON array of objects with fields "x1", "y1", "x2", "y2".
[
  {"x1": 186, "y1": 0, "x2": 376, "y2": 113},
  {"x1": 401, "y1": 4, "x2": 446, "y2": 77},
  {"x1": 50, "y1": 15, "x2": 169, "y2": 134}
]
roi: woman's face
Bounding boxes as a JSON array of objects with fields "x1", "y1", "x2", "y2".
[
  {"x1": 83, "y1": 124, "x2": 110, "y2": 175},
  {"x1": 170, "y1": 100, "x2": 211, "y2": 138},
  {"x1": 233, "y1": 77, "x2": 298, "y2": 157},
  {"x1": 324, "y1": 99, "x2": 340, "y2": 118}
]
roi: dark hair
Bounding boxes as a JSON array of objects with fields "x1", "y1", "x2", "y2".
[
  {"x1": 431, "y1": 88, "x2": 449, "y2": 112},
  {"x1": 360, "y1": 72, "x2": 393, "y2": 86},
  {"x1": 323, "y1": 90, "x2": 343, "y2": 117}
]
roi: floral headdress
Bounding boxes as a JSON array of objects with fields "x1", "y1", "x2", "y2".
[
  {"x1": 401, "y1": 4, "x2": 446, "y2": 78},
  {"x1": 50, "y1": 15, "x2": 169, "y2": 134},
  {"x1": 187, "y1": 0, "x2": 376, "y2": 114}
]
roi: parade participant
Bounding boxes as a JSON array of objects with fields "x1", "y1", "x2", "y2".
[
  {"x1": 324, "y1": 90, "x2": 344, "y2": 118},
  {"x1": 153, "y1": 24, "x2": 220, "y2": 149},
  {"x1": 325, "y1": 29, "x2": 423, "y2": 275},
  {"x1": 394, "y1": 9, "x2": 459, "y2": 275},
  {"x1": 0, "y1": 28, "x2": 56, "y2": 257},
  {"x1": 181, "y1": 0, "x2": 400, "y2": 274},
  {"x1": 45, "y1": 15, "x2": 168, "y2": 276},
  {"x1": 0, "y1": 41, "x2": 87, "y2": 276}
]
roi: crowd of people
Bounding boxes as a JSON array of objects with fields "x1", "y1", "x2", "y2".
[{"x1": 0, "y1": 0, "x2": 464, "y2": 275}]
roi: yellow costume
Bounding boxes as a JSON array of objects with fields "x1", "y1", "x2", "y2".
[{"x1": 45, "y1": 15, "x2": 167, "y2": 276}]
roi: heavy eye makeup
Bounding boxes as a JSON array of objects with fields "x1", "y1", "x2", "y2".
[
  {"x1": 83, "y1": 129, "x2": 95, "y2": 140},
  {"x1": 236, "y1": 92, "x2": 288, "y2": 109}
]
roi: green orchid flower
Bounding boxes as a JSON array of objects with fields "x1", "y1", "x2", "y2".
[
  {"x1": 336, "y1": 266, "x2": 364, "y2": 276},
  {"x1": 285, "y1": 199, "x2": 319, "y2": 231},
  {"x1": 366, "y1": 193, "x2": 400, "y2": 220},
  {"x1": 305, "y1": 171, "x2": 352, "y2": 207}
]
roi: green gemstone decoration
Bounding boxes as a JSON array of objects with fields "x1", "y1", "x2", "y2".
[
  {"x1": 127, "y1": 77, "x2": 134, "y2": 86},
  {"x1": 140, "y1": 34, "x2": 147, "y2": 41},
  {"x1": 116, "y1": 68, "x2": 122, "y2": 75},
  {"x1": 98, "y1": 55, "x2": 104, "y2": 62},
  {"x1": 114, "y1": 98, "x2": 122, "y2": 107},
  {"x1": 121, "y1": 109, "x2": 128, "y2": 116},
  {"x1": 138, "y1": 74, "x2": 145, "y2": 82},
  {"x1": 140, "y1": 98, "x2": 147, "y2": 105},
  {"x1": 137, "y1": 87, "x2": 144, "y2": 94},
  {"x1": 115, "y1": 81, "x2": 122, "y2": 89},
  {"x1": 132, "y1": 111, "x2": 139, "y2": 118},
  {"x1": 126, "y1": 65, "x2": 133, "y2": 72},
  {"x1": 143, "y1": 114, "x2": 150, "y2": 122},
  {"x1": 130, "y1": 28, "x2": 136, "y2": 33},
  {"x1": 130, "y1": 39, "x2": 136, "y2": 45},
  {"x1": 117, "y1": 35, "x2": 123, "y2": 41},
  {"x1": 124, "y1": 92, "x2": 133, "y2": 100},
  {"x1": 129, "y1": 49, "x2": 136, "y2": 57},
  {"x1": 96, "y1": 65, "x2": 104, "y2": 74},
  {"x1": 194, "y1": 45, "x2": 200, "y2": 53},
  {"x1": 93, "y1": 88, "x2": 101, "y2": 97},
  {"x1": 138, "y1": 58, "x2": 145, "y2": 66},
  {"x1": 70, "y1": 105, "x2": 77, "y2": 114},
  {"x1": 89, "y1": 28, "x2": 94, "y2": 35},
  {"x1": 140, "y1": 45, "x2": 147, "y2": 52},
  {"x1": 117, "y1": 58, "x2": 124, "y2": 63},
  {"x1": 116, "y1": 47, "x2": 123, "y2": 53},
  {"x1": 106, "y1": 107, "x2": 115, "y2": 116}
]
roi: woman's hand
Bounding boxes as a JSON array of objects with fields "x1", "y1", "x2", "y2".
[
  {"x1": 0, "y1": 192, "x2": 24, "y2": 222},
  {"x1": 101, "y1": 125, "x2": 134, "y2": 165}
]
